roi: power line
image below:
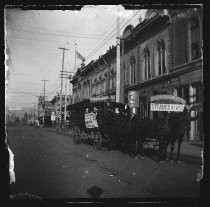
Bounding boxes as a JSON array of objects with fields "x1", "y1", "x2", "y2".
[
  {"x1": 85, "y1": 11, "x2": 139, "y2": 62},
  {"x1": 7, "y1": 27, "x2": 113, "y2": 40},
  {"x1": 85, "y1": 10, "x2": 141, "y2": 64},
  {"x1": 7, "y1": 90, "x2": 40, "y2": 97},
  {"x1": 12, "y1": 55, "x2": 49, "y2": 72},
  {"x1": 46, "y1": 83, "x2": 61, "y2": 97},
  {"x1": 9, "y1": 25, "x2": 114, "y2": 38},
  {"x1": 8, "y1": 35, "x2": 98, "y2": 44}
]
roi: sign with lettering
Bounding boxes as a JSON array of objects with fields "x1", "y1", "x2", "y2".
[
  {"x1": 128, "y1": 91, "x2": 139, "y2": 108},
  {"x1": 150, "y1": 103, "x2": 185, "y2": 112},
  {"x1": 51, "y1": 115, "x2": 56, "y2": 121},
  {"x1": 85, "y1": 112, "x2": 98, "y2": 128}
]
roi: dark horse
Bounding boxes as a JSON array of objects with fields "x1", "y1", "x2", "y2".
[
  {"x1": 134, "y1": 109, "x2": 190, "y2": 162},
  {"x1": 167, "y1": 108, "x2": 190, "y2": 162}
]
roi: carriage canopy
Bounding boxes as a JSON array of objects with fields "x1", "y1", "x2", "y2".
[{"x1": 150, "y1": 94, "x2": 186, "y2": 112}]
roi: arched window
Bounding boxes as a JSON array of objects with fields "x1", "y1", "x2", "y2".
[
  {"x1": 144, "y1": 47, "x2": 151, "y2": 80},
  {"x1": 189, "y1": 17, "x2": 201, "y2": 61},
  {"x1": 124, "y1": 61, "x2": 129, "y2": 85},
  {"x1": 157, "y1": 39, "x2": 166, "y2": 75},
  {"x1": 130, "y1": 56, "x2": 136, "y2": 84}
]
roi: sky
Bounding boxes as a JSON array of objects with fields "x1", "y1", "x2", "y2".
[{"x1": 5, "y1": 5, "x2": 146, "y2": 110}]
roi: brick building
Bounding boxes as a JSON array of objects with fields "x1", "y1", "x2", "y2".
[
  {"x1": 168, "y1": 8, "x2": 203, "y2": 140},
  {"x1": 70, "y1": 8, "x2": 203, "y2": 141}
]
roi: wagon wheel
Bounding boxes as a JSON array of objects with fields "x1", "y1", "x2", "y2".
[
  {"x1": 94, "y1": 132, "x2": 102, "y2": 150},
  {"x1": 73, "y1": 125, "x2": 80, "y2": 144}
]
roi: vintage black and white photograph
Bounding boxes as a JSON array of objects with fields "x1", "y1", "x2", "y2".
[{"x1": 4, "y1": 5, "x2": 203, "y2": 201}]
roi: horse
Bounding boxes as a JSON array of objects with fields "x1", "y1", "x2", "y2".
[
  {"x1": 167, "y1": 108, "x2": 190, "y2": 163},
  {"x1": 134, "y1": 108, "x2": 190, "y2": 163}
]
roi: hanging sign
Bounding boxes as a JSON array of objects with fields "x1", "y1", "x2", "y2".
[
  {"x1": 128, "y1": 91, "x2": 139, "y2": 108},
  {"x1": 150, "y1": 103, "x2": 185, "y2": 112}
]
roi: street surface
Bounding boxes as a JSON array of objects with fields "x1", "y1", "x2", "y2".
[{"x1": 7, "y1": 125, "x2": 200, "y2": 198}]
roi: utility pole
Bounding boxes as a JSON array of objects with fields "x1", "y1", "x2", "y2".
[
  {"x1": 64, "y1": 72, "x2": 68, "y2": 123},
  {"x1": 58, "y1": 47, "x2": 70, "y2": 127},
  {"x1": 116, "y1": 5, "x2": 123, "y2": 103},
  {"x1": 32, "y1": 102, "x2": 36, "y2": 122},
  {"x1": 41, "y1": 80, "x2": 48, "y2": 127},
  {"x1": 60, "y1": 71, "x2": 74, "y2": 126}
]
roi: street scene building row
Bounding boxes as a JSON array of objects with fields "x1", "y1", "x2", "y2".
[{"x1": 70, "y1": 9, "x2": 203, "y2": 141}]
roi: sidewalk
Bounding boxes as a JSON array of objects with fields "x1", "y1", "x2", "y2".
[
  {"x1": 44, "y1": 127, "x2": 203, "y2": 165},
  {"x1": 167, "y1": 140, "x2": 203, "y2": 165}
]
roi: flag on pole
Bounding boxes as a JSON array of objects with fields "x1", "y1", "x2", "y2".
[{"x1": 76, "y1": 51, "x2": 85, "y2": 61}]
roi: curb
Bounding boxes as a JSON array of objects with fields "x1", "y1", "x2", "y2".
[{"x1": 166, "y1": 152, "x2": 202, "y2": 165}]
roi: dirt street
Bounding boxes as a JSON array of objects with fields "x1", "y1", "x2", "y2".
[{"x1": 7, "y1": 125, "x2": 200, "y2": 198}]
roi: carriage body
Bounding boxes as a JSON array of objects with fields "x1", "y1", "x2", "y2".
[{"x1": 68, "y1": 96, "x2": 127, "y2": 150}]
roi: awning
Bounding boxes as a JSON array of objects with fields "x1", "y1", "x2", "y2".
[
  {"x1": 89, "y1": 96, "x2": 110, "y2": 103},
  {"x1": 190, "y1": 103, "x2": 203, "y2": 112},
  {"x1": 150, "y1": 94, "x2": 186, "y2": 105}
]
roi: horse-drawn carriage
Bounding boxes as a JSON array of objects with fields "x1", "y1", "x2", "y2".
[
  {"x1": 68, "y1": 96, "x2": 128, "y2": 150},
  {"x1": 68, "y1": 94, "x2": 190, "y2": 162},
  {"x1": 135, "y1": 94, "x2": 189, "y2": 162}
]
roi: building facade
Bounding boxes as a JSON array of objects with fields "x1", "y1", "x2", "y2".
[
  {"x1": 71, "y1": 8, "x2": 203, "y2": 141},
  {"x1": 51, "y1": 94, "x2": 72, "y2": 122},
  {"x1": 169, "y1": 9, "x2": 203, "y2": 140},
  {"x1": 71, "y1": 45, "x2": 118, "y2": 103}
]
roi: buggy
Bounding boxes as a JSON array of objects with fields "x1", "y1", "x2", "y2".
[{"x1": 68, "y1": 96, "x2": 127, "y2": 150}]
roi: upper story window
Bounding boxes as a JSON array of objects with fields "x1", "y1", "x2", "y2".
[
  {"x1": 124, "y1": 61, "x2": 129, "y2": 85},
  {"x1": 189, "y1": 17, "x2": 201, "y2": 61},
  {"x1": 157, "y1": 39, "x2": 166, "y2": 75},
  {"x1": 143, "y1": 47, "x2": 151, "y2": 80},
  {"x1": 130, "y1": 56, "x2": 136, "y2": 84}
]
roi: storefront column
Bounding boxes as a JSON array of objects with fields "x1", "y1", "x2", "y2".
[{"x1": 189, "y1": 84, "x2": 195, "y2": 140}]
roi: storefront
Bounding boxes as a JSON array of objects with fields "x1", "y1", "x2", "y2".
[{"x1": 172, "y1": 69, "x2": 203, "y2": 141}]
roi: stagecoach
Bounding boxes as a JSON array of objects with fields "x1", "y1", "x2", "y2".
[{"x1": 68, "y1": 96, "x2": 127, "y2": 150}]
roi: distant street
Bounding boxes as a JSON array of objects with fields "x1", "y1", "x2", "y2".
[{"x1": 7, "y1": 125, "x2": 200, "y2": 198}]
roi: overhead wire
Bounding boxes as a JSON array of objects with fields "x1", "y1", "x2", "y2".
[
  {"x1": 9, "y1": 25, "x2": 114, "y2": 38},
  {"x1": 7, "y1": 27, "x2": 113, "y2": 40},
  {"x1": 84, "y1": 11, "x2": 140, "y2": 61},
  {"x1": 84, "y1": 10, "x2": 141, "y2": 64},
  {"x1": 46, "y1": 83, "x2": 61, "y2": 98}
]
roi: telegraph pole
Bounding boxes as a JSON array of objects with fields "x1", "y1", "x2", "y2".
[
  {"x1": 60, "y1": 71, "x2": 74, "y2": 126},
  {"x1": 58, "y1": 47, "x2": 70, "y2": 127},
  {"x1": 116, "y1": 5, "x2": 122, "y2": 103},
  {"x1": 41, "y1": 80, "x2": 48, "y2": 127},
  {"x1": 32, "y1": 102, "x2": 36, "y2": 122}
]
